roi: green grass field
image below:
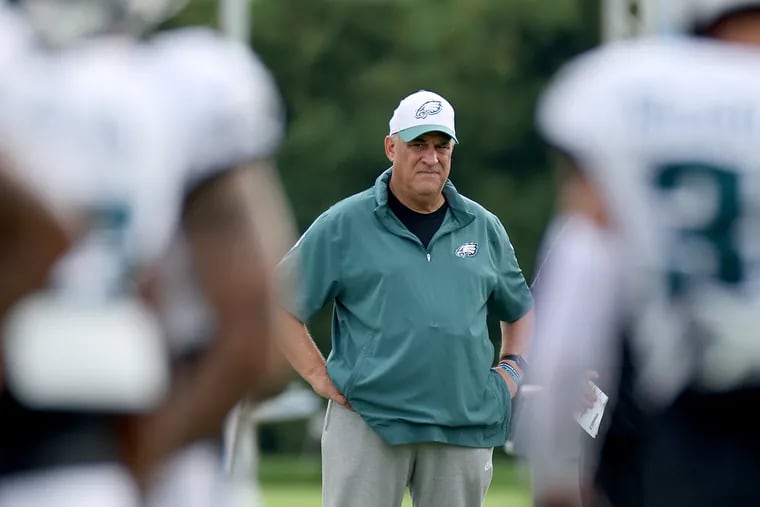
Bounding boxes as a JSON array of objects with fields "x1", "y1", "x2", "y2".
[{"x1": 259, "y1": 453, "x2": 533, "y2": 507}]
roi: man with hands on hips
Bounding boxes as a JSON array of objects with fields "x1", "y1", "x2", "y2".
[{"x1": 277, "y1": 89, "x2": 534, "y2": 507}]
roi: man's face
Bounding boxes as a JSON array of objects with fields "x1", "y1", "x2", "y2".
[{"x1": 385, "y1": 132, "x2": 454, "y2": 200}]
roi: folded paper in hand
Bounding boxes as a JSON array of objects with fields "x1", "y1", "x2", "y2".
[{"x1": 574, "y1": 381, "x2": 608, "y2": 439}]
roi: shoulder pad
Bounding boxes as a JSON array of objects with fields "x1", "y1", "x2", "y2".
[{"x1": 149, "y1": 28, "x2": 285, "y2": 183}]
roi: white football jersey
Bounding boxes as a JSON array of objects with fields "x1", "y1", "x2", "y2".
[{"x1": 538, "y1": 37, "x2": 760, "y2": 399}]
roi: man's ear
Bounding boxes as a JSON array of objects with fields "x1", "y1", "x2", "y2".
[{"x1": 384, "y1": 135, "x2": 395, "y2": 162}]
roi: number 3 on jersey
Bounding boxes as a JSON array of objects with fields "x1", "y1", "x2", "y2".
[{"x1": 654, "y1": 162, "x2": 743, "y2": 296}]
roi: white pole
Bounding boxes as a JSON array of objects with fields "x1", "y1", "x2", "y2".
[
  {"x1": 603, "y1": 0, "x2": 665, "y2": 41},
  {"x1": 640, "y1": 0, "x2": 667, "y2": 35},
  {"x1": 219, "y1": 0, "x2": 251, "y2": 43},
  {"x1": 219, "y1": 0, "x2": 255, "y2": 484},
  {"x1": 602, "y1": 0, "x2": 630, "y2": 42}
]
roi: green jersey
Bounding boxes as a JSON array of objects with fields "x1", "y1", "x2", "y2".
[{"x1": 278, "y1": 168, "x2": 533, "y2": 447}]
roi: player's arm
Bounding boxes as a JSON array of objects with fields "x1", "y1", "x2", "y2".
[
  {"x1": 0, "y1": 165, "x2": 71, "y2": 318},
  {"x1": 0, "y1": 164, "x2": 71, "y2": 389},
  {"x1": 231, "y1": 160, "x2": 299, "y2": 401},
  {"x1": 128, "y1": 160, "x2": 295, "y2": 480},
  {"x1": 179, "y1": 160, "x2": 296, "y2": 406}
]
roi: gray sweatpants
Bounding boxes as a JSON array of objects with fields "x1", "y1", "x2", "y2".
[{"x1": 321, "y1": 402, "x2": 494, "y2": 507}]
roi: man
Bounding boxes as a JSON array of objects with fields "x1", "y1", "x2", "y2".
[
  {"x1": 527, "y1": 2, "x2": 760, "y2": 506},
  {"x1": 277, "y1": 89, "x2": 534, "y2": 507}
]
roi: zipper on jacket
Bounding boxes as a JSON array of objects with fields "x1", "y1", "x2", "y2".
[{"x1": 426, "y1": 252, "x2": 431, "y2": 262}]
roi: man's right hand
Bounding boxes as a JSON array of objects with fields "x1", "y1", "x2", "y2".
[{"x1": 310, "y1": 369, "x2": 351, "y2": 409}]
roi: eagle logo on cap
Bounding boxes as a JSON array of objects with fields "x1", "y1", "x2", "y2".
[{"x1": 415, "y1": 100, "x2": 443, "y2": 119}]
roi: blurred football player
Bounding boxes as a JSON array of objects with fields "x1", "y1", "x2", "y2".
[
  {"x1": 0, "y1": 2, "x2": 185, "y2": 506},
  {"x1": 0, "y1": 1, "x2": 296, "y2": 506},
  {"x1": 526, "y1": 1, "x2": 760, "y2": 507}
]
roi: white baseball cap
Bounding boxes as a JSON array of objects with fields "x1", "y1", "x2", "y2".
[{"x1": 388, "y1": 89, "x2": 458, "y2": 144}]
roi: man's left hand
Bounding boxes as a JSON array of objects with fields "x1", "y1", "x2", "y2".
[{"x1": 493, "y1": 367, "x2": 519, "y2": 398}]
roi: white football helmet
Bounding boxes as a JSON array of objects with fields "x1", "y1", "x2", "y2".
[{"x1": 8, "y1": 0, "x2": 187, "y2": 47}]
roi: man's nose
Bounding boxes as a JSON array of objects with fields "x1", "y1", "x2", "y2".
[{"x1": 420, "y1": 145, "x2": 438, "y2": 165}]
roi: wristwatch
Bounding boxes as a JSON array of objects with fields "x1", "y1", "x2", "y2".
[{"x1": 502, "y1": 354, "x2": 528, "y2": 372}]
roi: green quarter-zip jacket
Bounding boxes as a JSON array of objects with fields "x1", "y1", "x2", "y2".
[{"x1": 278, "y1": 168, "x2": 533, "y2": 447}]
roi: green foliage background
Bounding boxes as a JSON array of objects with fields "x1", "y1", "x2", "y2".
[{"x1": 171, "y1": 0, "x2": 599, "y2": 451}]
